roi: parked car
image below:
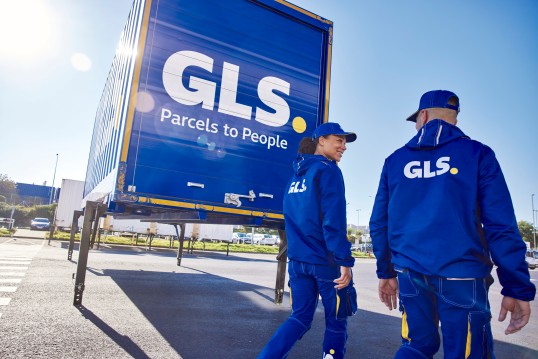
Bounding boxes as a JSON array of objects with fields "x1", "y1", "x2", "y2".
[
  {"x1": 525, "y1": 250, "x2": 536, "y2": 270},
  {"x1": 231, "y1": 232, "x2": 247, "y2": 244},
  {"x1": 31, "y1": 217, "x2": 50, "y2": 231},
  {"x1": 260, "y1": 234, "x2": 277, "y2": 245},
  {"x1": 243, "y1": 233, "x2": 253, "y2": 244},
  {"x1": 252, "y1": 233, "x2": 265, "y2": 245}
]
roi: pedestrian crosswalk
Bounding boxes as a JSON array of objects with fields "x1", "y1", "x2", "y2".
[{"x1": 0, "y1": 238, "x2": 44, "y2": 319}]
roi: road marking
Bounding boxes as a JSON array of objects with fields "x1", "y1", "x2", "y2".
[
  {"x1": 0, "y1": 272, "x2": 25, "y2": 276},
  {"x1": 0, "y1": 278, "x2": 22, "y2": 283},
  {"x1": 0, "y1": 286, "x2": 17, "y2": 292},
  {"x1": 0, "y1": 260, "x2": 31, "y2": 266},
  {"x1": 0, "y1": 239, "x2": 43, "y2": 320}
]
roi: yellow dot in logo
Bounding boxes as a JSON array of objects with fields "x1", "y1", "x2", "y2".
[
  {"x1": 330, "y1": 349, "x2": 335, "y2": 354},
  {"x1": 450, "y1": 168, "x2": 459, "y2": 175},
  {"x1": 292, "y1": 117, "x2": 307, "y2": 133}
]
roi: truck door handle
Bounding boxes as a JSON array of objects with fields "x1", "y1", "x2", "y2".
[{"x1": 224, "y1": 190, "x2": 256, "y2": 207}]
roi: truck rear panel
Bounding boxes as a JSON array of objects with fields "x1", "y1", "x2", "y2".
[{"x1": 84, "y1": 0, "x2": 333, "y2": 227}]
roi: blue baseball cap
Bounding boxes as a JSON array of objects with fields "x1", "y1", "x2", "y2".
[
  {"x1": 312, "y1": 122, "x2": 357, "y2": 143},
  {"x1": 406, "y1": 90, "x2": 460, "y2": 122}
]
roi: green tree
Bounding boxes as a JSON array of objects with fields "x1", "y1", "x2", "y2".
[
  {"x1": 518, "y1": 220, "x2": 534, "y2": 248},
  {"x1": 0, "y1": 174, "x2": 16, "y2": 199}
]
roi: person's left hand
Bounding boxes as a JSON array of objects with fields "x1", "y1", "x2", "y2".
[
  {"x1": 334, "y1": 266, "x2": 352, "y2": 289},
  {"x1": 498, "y1": 296, "x2": 531, "y2": 335},
  {"x1": 378, "y1": 278, "x2": 398, "y2": 310}
]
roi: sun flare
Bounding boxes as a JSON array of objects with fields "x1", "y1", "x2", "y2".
[{"x1": 0, "y1": 1, "x2": 59, "y2": 64}]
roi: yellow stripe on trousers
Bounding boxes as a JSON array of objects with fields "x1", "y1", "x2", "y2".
[
  {"x1": 465, "y1": 316, "x2": 471, "y2": 358},
  {"x1": 402, "y1": 310, "x2": 410, "y2": 341}
]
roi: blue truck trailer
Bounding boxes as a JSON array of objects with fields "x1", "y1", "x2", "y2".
[
  {"x1": 74, "y1": 0, "x2": 333, "y2": 305},
  {"x1": 82, "y1": 0, "x2": 333, "y2": 228}
]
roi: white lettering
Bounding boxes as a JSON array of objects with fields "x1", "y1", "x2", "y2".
[
  {"x1": 255, "y1": 76, "x2": 290, "y2": 127},
  {"x1": 423, "y1": 161, "x2": 436, "y2": 178},
  {"x1": 162, "y1": 50, "x2": 291, "y2": 127},
  {"x1": 404, "y1": 157, "x2": 453, "y2": 179},
  {"x1": 436, "y1": 157, "x2": 450, "y2": 175},
  {"x1": 162, "y1": 51, "x2": 216, "y2": 110},
  {"x1": 404, "y1": 161, "x2": 422, "y2": 179},
  {"x1": 218, "y1": 62, "x2": 252, "y2": 119}
]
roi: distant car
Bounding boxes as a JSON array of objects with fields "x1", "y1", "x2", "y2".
[
  {"x1": 260, "y1": 234, "x2": 277, "y2": 246},
  {"x1": 232, "y1": 232, "x2": 247, "y2": 244},
  {"x1": 31, "y1": 217, "x2": 50, "y2": 231},
  {"x1": 243, "y1": 233, "x2": 253, "y2": 244},
  {"x1": 525, "y1": 250, "x2": 536, "y2": 270},
  {"x1": 253, "y1": 233, "x2": 265, "y2": 245}
]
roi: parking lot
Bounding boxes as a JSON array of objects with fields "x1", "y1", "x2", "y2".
[{"x1": 0, "y1": 235, "x2": 537, "y2": 358}]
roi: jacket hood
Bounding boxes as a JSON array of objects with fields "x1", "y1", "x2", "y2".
[
  {"x1": 292, "y1": 154, "x2": 329, "y2": 176},
  {"x1": 406, "y1": 119, "x2": 469, "y2": 149}
]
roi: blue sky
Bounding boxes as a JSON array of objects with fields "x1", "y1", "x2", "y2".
[{"x1": 0, "y1": 0, "x2": 536, "y2": 224}]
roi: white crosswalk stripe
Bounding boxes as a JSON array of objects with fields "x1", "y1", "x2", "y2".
[{"x1": 0, "y1": 238, "x2": 44, "y2": 319}]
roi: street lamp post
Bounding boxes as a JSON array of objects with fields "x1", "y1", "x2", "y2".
[
  {"x1": 531, "y1": 193, "x2": 536, "y2": 250},
  {"x1": 356, "y1": 209, "x2": 361, "y2": 230},
  {"x1": 49, "y1": 154, "x2": 58, "y2": 204}
]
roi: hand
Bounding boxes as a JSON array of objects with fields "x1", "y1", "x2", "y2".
[
  {"x1": 334, "y1": 266, "x2": 352, "y2": 290},
  {"x1": 378, "y1": 278, "x2": 398, "y2": 310},
  {"x1": 498, "y1": 296, "x2": 531, "y2": 335}
]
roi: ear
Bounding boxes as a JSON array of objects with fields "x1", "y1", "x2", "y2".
[{"x1": 421, "y1": 109, "x2": 429, "y2": 126}]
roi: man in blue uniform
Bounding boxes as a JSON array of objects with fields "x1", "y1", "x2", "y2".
[
  {"x1": 258, "y1": 122, "x2": 357, "y2": 359},
  {"x1": 369, "y1": 90, "x2": 535, "y2": 358}
]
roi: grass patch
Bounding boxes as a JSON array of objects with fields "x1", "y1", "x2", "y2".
[{"x1": 2, "y1": 229, "x2": 373, "y2": 259}]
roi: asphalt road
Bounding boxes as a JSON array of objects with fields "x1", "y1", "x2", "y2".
[{"x1": 0, "y1": 233, "x2": 537, "y2": 358}]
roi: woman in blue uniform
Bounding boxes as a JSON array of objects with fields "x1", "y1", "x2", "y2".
[{"x1": 258, "y1": 122, "x2": 358, "y2": 359}]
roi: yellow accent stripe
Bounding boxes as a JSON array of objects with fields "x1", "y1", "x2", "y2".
[
  {"x1": 465, "y1": 318, "x2": 471, "y2": 359},
  {"x1": 323, "y1": 26, "x2": 333, "y2": 123},
  {"x1": 273, "y1": 0, "x2": 333, "y2": 122},
  {"x1": 289, "y1": 286, "x2": 293, "y2": 307},
  {"x1": 114, "y1": 95, "x2": 124, "y2": 130},
  {"x1": 402, "y1": 310, "x2": 410, "y2": 341},
  {"x1": 120, "y1": 0, "x2": 153, "y2": 163},
  {"x1": 335, "y1": 289, "x2": 340, "y2": 317},
  {"x1": 274, "y1": 0, "x2": 333, "y2": 24},
  {"x1": 136, "y1": 196, "x2": 284, "y2": 219}
]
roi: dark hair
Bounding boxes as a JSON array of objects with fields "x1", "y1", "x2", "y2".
[{"x1": 298, "y1": 137, "x2": 317, "y2": 154}]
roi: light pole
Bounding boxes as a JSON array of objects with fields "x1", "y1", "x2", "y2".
[
  {"x1": 356, "y1": 209, "x2": 361, "y2": 229},
  {"x1": 531, "y1": 193, "x2": 536, "y2": 250},
  {"x1": 49, "y1": 154, "x2": 58, "y2": 204}
]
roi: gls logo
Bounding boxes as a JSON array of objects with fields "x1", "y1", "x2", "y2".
[
  {"x1": 162, "y1": 50, "x2": 290, "y2": 127},
  {"x1": 288, "y1": 179, "x2": 307, "y2": 193},
  {"x1": 404, "y1": 156, "x2": 459, "y2": 179}
]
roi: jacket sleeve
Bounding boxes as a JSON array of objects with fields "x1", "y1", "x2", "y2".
[
  {"x1": 370, "y1": 160, "x2": 397, "y2": 279},
  {"x1": 318, "y1": 164, "x2": 355, "y2": 267},
  {"x1": 478, "y1": 145, "x2": 536, "y2": 301}
]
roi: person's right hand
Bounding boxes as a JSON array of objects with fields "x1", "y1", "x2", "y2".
[
  {"x1": 498, "y1": 296, "x2": 531, "y2": 335},
  {"x1": 333, "y1": 266, "x2": 352, "y2": 289},
  {"x1": 378, "y1": 278, "x2": 398, "y2": 310}
]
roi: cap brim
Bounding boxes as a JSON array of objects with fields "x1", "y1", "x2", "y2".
[
  {"x1": 406, "y1": 110, "x2": 419, "y2": 123},
  {"x1": 345, "y1": 133, "x2": 357, "y2": 143}
]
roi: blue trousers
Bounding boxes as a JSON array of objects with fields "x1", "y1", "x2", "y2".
[
  {"x1": 395, "y1": 268, "x2": 495, "y2": 359},
  {"x1": 257, "y1": 260, "x2": 349, "y2": 359}
]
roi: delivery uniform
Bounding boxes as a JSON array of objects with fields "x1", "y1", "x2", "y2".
[
  {"x1": 258, "y1": 154, "x2": 356, "y2": 359},
  {"x1": 370, "y1": 119, "x2": 535, "y2": 358}
]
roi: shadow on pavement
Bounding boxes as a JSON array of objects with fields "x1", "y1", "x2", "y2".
[
  {"x1": 76, "y1": 305, "x2": 151, "y2": 359},
  {"x1": 87, "y1": 267, "x2": 537, "y2": 359}
]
